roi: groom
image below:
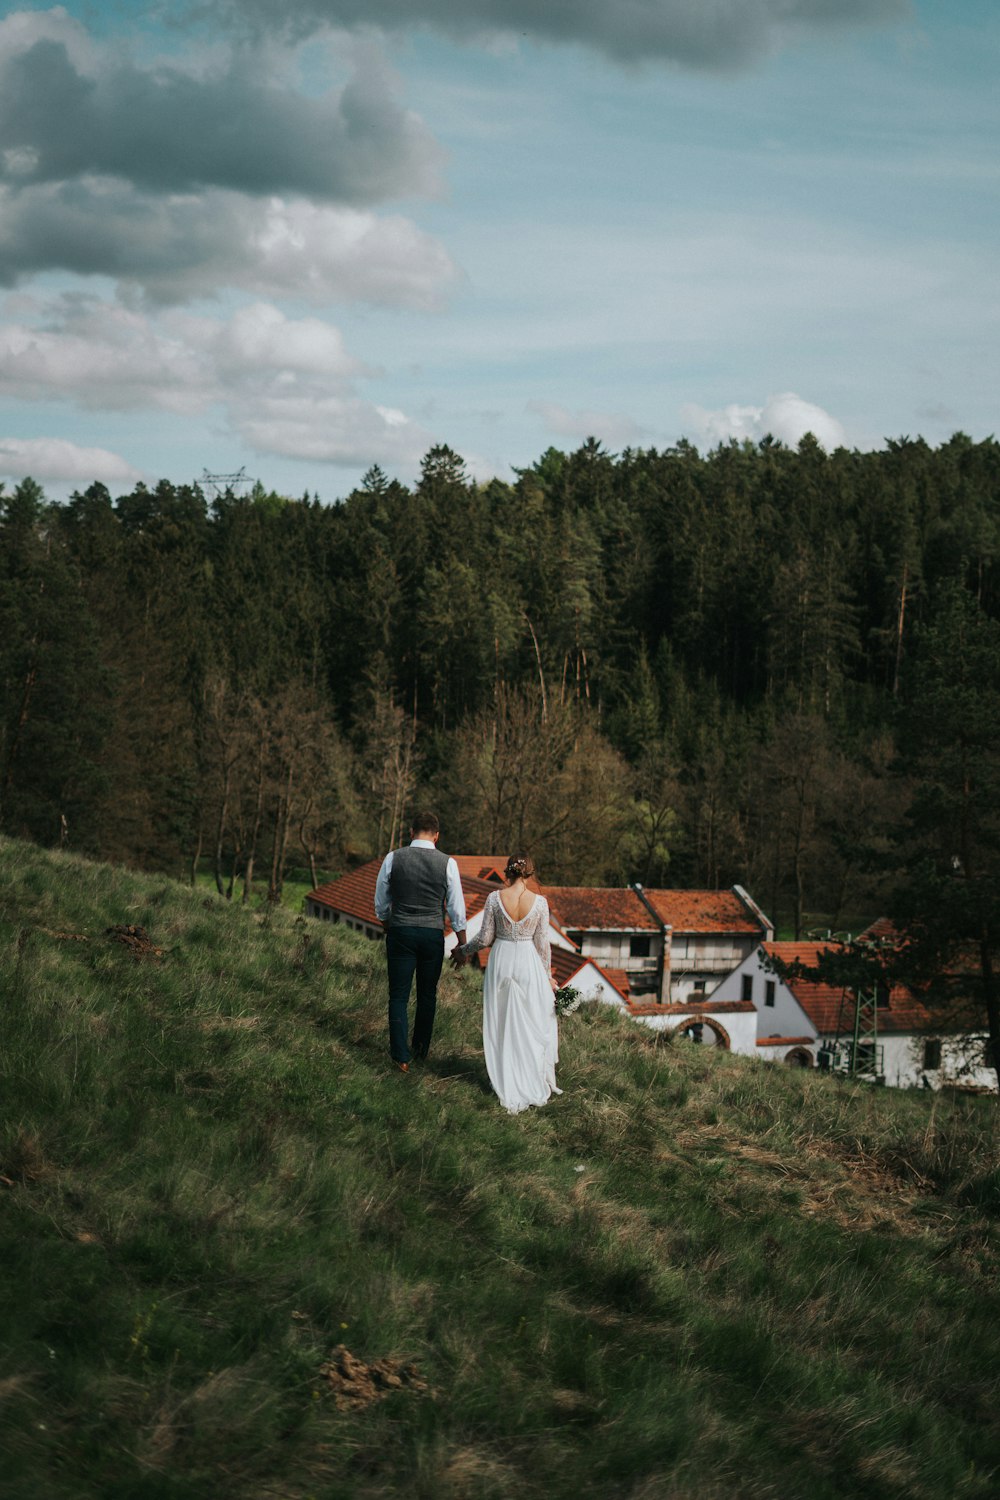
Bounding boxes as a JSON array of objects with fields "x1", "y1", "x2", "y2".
[{"x1": 373, "y1": 812, "x2": 467, "y2": 1071}]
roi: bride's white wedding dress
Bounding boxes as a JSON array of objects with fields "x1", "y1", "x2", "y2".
[{"x1": 461, "y1": 890, "x2": 561, "y2": 1114}]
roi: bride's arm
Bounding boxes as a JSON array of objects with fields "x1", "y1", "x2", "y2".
[
  {"x1": 532, "y1": 897, "x2": 555, "y2": 987},
  {"x1": 455, "y1": 891, "x2": 496, "y2": 958}
]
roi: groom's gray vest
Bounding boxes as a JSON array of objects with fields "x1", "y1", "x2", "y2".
[{"x1": 387, "y1": 846, "x2": 449, "y2": 930}]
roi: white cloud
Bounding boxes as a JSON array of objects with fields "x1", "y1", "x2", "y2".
[
  {"x1": 234, "y1": 391, "x2": 432, "y2": 466},
  {"x1": 0, "y1": 291, "x2": 431, "y2": 471},
  {"x1": 0, "y1": 294, "x2": 370, "y2": 411},
  {"x1": 680, "y1": 391, "x2": 848, "y2": 450},
  {"x1": 526, "y1": 398, "x2": 647, "y2": 449},
  {"x1": 178, "y1": 301, "x2": 367, "y2": 381},
  {"x1": 224, "y1": 0, "x2": 908, "y2": 69},
  {"x1": 0, "y1": 435, "x2": 143, "y2": 484},
  {"x1": 0, "y1": 12, "x2": 453, "y2": 308},
  {"x1": 0, "y1": 9, "x2": 97, "y2": 72},
  {"x1": 0, "y1": 299, "x2": 206, "y2": 411},
  {"x1": 0, "y1": 10, "x2": 441, "y2": 204},
  {"x1": 0, "y1": 183, "x2": 457, "y2": 307}
]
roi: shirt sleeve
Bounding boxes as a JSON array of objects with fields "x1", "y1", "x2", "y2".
[
  {"x1": 445, "y1": 856, "x2": 467, "y2": 933},
  {"x1": 532, "y1": 896, "x2": 552, "y2": 973},
  {"x1": 461, "y1": 891, "x2": 495, "y2": 955},
  {"x1": 373, "y1": 851, "x2": 393, "y2": 922}
]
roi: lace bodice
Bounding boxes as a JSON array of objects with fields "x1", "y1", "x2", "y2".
[{"x1": 461, "y1": 890, "x2": 552, "y2": 972}]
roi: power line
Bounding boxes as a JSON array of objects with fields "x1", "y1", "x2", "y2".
[{"x1": 200, "y1": 466, "x2": 253, "y2": 498}]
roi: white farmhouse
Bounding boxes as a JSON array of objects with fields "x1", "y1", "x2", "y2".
[
  {"x1": 542, "y1": 884, "x2": 773, "y2": 1004},
  {"x1": 711, "y1": 941, "x2": 997, "y2": 1091}
]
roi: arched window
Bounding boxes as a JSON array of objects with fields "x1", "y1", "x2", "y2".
[{"x1": 671, "y1": 1017, "x2": 731, "y2": 1050}]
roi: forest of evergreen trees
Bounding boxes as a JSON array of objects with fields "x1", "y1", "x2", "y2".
[{"x1": 1, "y1": 432, "x2": 998, "y2": 965}]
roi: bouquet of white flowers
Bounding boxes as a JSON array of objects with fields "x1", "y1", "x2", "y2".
[{"x1": 553, "y1": 984, "x2": 582, "y2": 1017}]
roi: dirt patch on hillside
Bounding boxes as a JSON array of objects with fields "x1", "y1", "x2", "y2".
[
  {"x1": 105, "y1": 924, "x2": 164, "y2": 959},
  {"x1": 39, "y1": 926, "x2": 90, "y2": 944},
  {"x1": 319, "y1": 1345, "x2": 428, "y2": 1410}
]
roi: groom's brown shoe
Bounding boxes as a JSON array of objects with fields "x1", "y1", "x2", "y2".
[{"x1": 393, "y1": 1060, "x2": 409, "y2": 1073}]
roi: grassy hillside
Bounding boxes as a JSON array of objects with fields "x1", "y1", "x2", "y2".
[{"x1": 1, "y1": 837, "x2": 998, "y2": 1500}]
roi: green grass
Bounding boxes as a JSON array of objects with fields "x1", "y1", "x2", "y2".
[{"x1": 1, "y1": 836, "x2": 998, "y2": 1500}]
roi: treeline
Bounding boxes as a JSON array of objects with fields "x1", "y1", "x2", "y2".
[{"x1": 2, "y1": 432, "x2": 999, "y2": 942}]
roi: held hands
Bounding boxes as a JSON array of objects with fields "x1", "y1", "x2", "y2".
[{"x1": 450, "y1": 946, "x2": 468, "y2": 969}]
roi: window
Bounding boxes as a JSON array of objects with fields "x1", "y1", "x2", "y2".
[
  {"x1": 630, "y1": 935, "x2": 651, "y2": 959},
  {"x1": 765, "y1": 980, "x2": 776, "y2": 1008},
  {"x1": 741, "y1": 974, "x2": 754, "y2": 1003},
  {"x1": 692, "y1": 980, "x2": 706, "y2": 996},
  {"x1": 923, "y1": 1038, "x2": 942, "y2": 1071}
]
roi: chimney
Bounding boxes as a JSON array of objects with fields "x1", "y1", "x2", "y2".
[
  {"x1": 661, "y1": 923, "x2": 673, "y2": 1004},
  {"x1": 631, "y1": 883, "x2": 671, "y2": 1003}
]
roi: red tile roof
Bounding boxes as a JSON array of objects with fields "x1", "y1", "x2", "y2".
[
  {"x1": 543, "y1": 886, "x2": 649, "y2": 930},
  {"x1": 626, "y1": 999, "x2": 757, "y2": 1017},
  {"x1": 308, "y1": 858, "x2": 494, "y2": 932},
  {"x1": 857, "y1": 917, "x2": 901, "y2": 944},
  {"x1": 451, "y1": 855, "x2": 507, "y2": 884},
  {"x1": 646, "y1": 889, "x2": 765, "y2": 934},
  {"x1": 314, "y1": 865, "x2": 767, "y2": 940},
  {"x1": 761, "y1": 942, "x2": 932, "y2": 1035},
  {"x1": 451, "y1": 855, "x2": 542, "y2": 894},
  {"x1": 543, "y1": 885, "x2": 766, "y2": 935},
  {"x1": 308, "y1": 860, "x2": 381, "y2": 927}
]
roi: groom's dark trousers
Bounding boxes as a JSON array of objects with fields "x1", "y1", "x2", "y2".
[
  {"x1": 386, "y1": 926, "x2": 444, "y2": 1063},
  {"x1": 377, "y1": 840, "x2": 460, "y2": 1064}
]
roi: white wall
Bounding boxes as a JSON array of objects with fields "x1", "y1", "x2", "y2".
[
  {"x1": 633, "y1": 1006, "x2": 759, "y2": 1056},
  {"x1": 877, "y1": 1031, "x2": 996, "y2": 1092},
  {"x1": 757, "y1": 1042, "x2": 817, "y2": 1067},
  {"x1": 566, "y1": 960, "x2": 627, "y2": 1006},
  {"x1": 712, "y1": 949, "x2": 817, "y2": 1043}
]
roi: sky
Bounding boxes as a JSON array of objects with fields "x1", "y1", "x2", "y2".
[{"x1": 0, "y1": 0, "x2": 997, "y2": 502}]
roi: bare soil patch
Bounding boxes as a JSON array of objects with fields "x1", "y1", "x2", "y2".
[
  {"x1": 104, "y1": 924, "x2": 164, "y2": 959},
  {"x1": 318, "y1": 1345, "x2": 428, "y2": 1411}
]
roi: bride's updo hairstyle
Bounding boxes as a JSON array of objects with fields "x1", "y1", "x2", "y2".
[{"x1": 504, "y1": 853, "x2": 534, "y2": 883}]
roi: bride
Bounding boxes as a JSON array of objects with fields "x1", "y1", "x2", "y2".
[{"x1": 452, "y1": 854, "x2": 561, "y2": 1114}]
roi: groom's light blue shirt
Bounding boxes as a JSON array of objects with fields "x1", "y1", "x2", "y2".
[{"x1": 374, "y1": 838, "x2": 467, "y2": 932}]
